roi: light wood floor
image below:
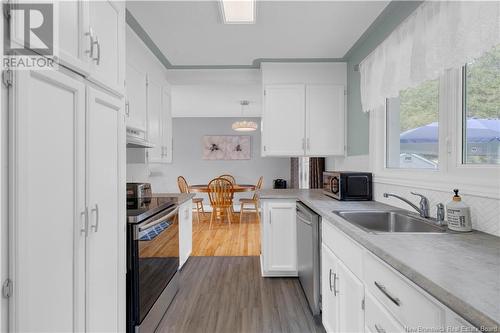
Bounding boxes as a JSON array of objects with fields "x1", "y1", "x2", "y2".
[
  {"x1": 192, "y1": 211, "x2": 261, "y2": 256},
  {"x1": 156, "y1": 256, "x2": 324, "y2": 333}
]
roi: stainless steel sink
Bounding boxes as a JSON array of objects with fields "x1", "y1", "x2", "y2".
[{"x1": 333, "y1": 211, "x2": 447, "y2": 234}]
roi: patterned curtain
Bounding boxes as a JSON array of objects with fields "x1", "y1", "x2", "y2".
[{"x1": 309, "y1": 157, "x2": 325, "y2": 189}]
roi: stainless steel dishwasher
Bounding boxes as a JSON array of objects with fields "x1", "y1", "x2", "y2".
[{"x1": 296, "y1": 202, "x2": 321, "y2": 317}]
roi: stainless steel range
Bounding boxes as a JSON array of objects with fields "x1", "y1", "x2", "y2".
[{"x1": 126, "y1": 184, "x2": 179, "y2": 333}]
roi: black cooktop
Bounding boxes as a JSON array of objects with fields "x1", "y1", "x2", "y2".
[{"x1": 127, "y1": 196, "x2": 177, "y2": 224}]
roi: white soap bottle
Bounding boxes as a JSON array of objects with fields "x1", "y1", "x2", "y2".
[{"x1": 446, "y1": 189, "x2": 472, "y2": 232}]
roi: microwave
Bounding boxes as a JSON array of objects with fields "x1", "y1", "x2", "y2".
[{"x1": 323, "y1": 172, "x2": 372, "y2": 201}]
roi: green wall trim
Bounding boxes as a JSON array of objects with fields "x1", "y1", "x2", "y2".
[
  {"x1": 126, "y1": 9, "x2": 173, "y2": 69},
  {"x1": 343, "y1": 1, "x2": 424, "y2": 61}
]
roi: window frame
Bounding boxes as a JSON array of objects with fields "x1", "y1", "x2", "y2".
[{"x1": 372, "y1": 68, "x2": 500, "y2": 199}]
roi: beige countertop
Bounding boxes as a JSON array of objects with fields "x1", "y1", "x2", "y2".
[
  {"x1": 153, "y1": 193, "x2": 195, "y2": 205},
  {"x1": 259, "y1": 189, "x2": 500, "y2": 329}
]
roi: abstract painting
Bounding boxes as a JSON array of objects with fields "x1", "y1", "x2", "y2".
[{"x1": 202, "y1": 136, "x2": 251, "y2": 160}]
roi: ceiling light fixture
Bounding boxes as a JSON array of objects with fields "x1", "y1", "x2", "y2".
[
  {"x1": 232, "y1": 100, "x2": 258, "y2": 132},
  {"x1": 220, "y1": 0, "x2": 256, "y2": 24}
]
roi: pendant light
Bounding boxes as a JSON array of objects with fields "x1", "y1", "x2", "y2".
[{"x1": 232, "y1": 100, "x2": 258, "y2": 132}]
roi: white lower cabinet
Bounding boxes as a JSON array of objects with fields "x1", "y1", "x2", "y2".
[
  {"x1": 365, "y1": 290, "x2": 404, "y2": 333},
  {"x1": 322, "y1": 219, "x2": 476, "y2": 333},
  {"x1": 179, "y1": 201, "x2": 193, "y2": 269},
  {"x1": 321, "y1": 244, "x2": 364, "y2": 333},
  {"x1": 260, "y1": 200, "x2": 297, "y2": 276},
  {"x1": 10, "y1": 69, "x2": 125, "y2": 332}
]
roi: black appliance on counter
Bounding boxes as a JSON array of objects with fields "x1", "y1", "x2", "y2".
[
  {"x1": 273, "y1": 178, "x2": 287, "y2": 189},
  {"x1": 127, "y1": 183, "x2": 179, "y2": 333},
  {"x1": 323, "y1": 171, "x2": 372, "y2": 201}
]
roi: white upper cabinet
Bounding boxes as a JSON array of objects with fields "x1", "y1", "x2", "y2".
[
  {"x1": 261, "y1": 63, "x2": 346, "y2": 157},
  {"x1": 126, "y1": 63, "x2": 148, "y2": 131},
  {"x1": 87, "y1": 0, "x2": 125, "y2": 94},
  {"x1": 57, "y1": 0, "x2": 91, "y2": 75},
  {"x1": 262, "y1": 85, "x2": 306, "y2": 156},
  {"x1": 306, "y1": 84, "x2": 345, "y2": 156},
  {"x1": 147, "y1": 78, "x2": 173, "y2": 163}
]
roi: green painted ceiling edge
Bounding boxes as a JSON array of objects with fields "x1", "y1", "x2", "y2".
[{"x1": 126, "y1": 1, "x2": 422, "y2": 70}]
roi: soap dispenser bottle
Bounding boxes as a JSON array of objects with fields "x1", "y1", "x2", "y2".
[{"x1": 446, "y1": 189, "x2": 472, "y2": 232}]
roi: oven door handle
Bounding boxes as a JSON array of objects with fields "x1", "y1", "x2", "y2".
[{"x1": 138, "y1": 207, "x2": 178, "y2": 232}]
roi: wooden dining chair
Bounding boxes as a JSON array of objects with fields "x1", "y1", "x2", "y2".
[
  {"x1": 207, "y1": 178, "x2": 234, "y2": 229},
  {"x1": 239, "y1": 176, "x2": 263, "y2": 223},
  {"x1": 177, "y1": 176, "x2": 206, "y2": 223},
  {"x1": 219, "y1": 174, "x2": 236, "y2": 184},
  {"x1": 219, "y1": 174, "x2": 236, "y2": 213}
]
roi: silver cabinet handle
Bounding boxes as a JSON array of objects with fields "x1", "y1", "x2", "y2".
[
  {"x1": 85, "y1": 28, "x2": 95, "y2": 59},
  {"x1": 329, "y1": 269, "x2": 334, "y2": 292},
  {"x1": 125, "y1": 100, "x2": 130, "y2": 117},
  {"x1": 375, "y1": 324, "x2": 386, "y2": 333},
  {"x1": 90, "y1": 204, "x2": 99, "y2": 232},
  {"x1": 374, "y1": 281, "x2": 401, "y2": 306},
  {"x1": 80, "y1": 207, "x2": 89, "y2": 237},
  {"x1": 93, "y1": 37, "x2": 101, "y2": 65},
  {"x1": 333, "y1": 273, "x2": 338, "y2": 296}
]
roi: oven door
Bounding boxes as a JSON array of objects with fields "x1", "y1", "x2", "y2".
[{"x1": 127, "y1": 206, "x2": 179, "y2": 332}]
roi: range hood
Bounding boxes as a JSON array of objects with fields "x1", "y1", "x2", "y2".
[{"x1": 126, "y1": 127, "x2": 155, "y2": 148}]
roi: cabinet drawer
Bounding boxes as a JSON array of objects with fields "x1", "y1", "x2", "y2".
[
  {"x1": 322, "y1": 220, "x2": 362, "y2": 277},
  {"x1": 365, "y1": 291, "x2": 404, "y2": 333},
  {"x1": 364, "y1": 251, "x2": 444, "y2": 329}
]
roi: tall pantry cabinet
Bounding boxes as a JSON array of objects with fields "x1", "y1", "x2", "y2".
[{"x1": 7, "y1": 1, "x2": 126, "y2": 332}]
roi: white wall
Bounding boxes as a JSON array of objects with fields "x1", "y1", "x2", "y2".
[
  {"x1": 127, "y1": 117, "x2": 290, "y2": 204},
  {"x1": 171, "y1": 84, "x2": 261, "y2": 118},
  {"x1": 261, "y1": 62, "x2": 347, "y2": 85}
]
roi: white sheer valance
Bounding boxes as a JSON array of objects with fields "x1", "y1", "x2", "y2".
[{"x1": 359, "y1": 1, "x2": 500, "y2": 112}]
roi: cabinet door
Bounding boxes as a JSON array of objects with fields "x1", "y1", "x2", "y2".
[
  {"x1": 162, "y1": 88, "x2": 173, "y2": 163},
  {"x1": 264, "y1": 201, "x2": 297, "y2": 273},
  {"x1": 126, "y1": 63, "x2": 147, "y2": 131},
  {"x1": 321, "y1": 244, "x2": 339, "y2": 333},
  {"x1": 262, "y1": 85, "x2": 305, "y2": 156},
  {"x1": 57, "y1": 0, "x2": 91, "y2": 75},
  {"x1": 88, "y1": 0, "x2": 125, "y2": 94},
  {"x1": 306, "y1": 85, "x2": 345, "y2": 156},
  {"x1": 337, "y1": 259, "x2": 365, "y2": 332},
  {"x1": 179, "y1": 202, "x2": 192, "y2": 269},
  {"x1": 86, "y1": 87, "x2": 124, "y2": 332},
  {"x1": 10, "y1": 70, "x2": 86, "y2": 332},
  {"x1": 147, "y1": 77, "x2": 162, "y2": 162}
]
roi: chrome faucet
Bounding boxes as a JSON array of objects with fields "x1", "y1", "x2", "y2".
[
  {"x1": 436, "y1": 203, "x2": 445, "y2": 225},
  {"x1": 383, "y1": 192, "x2": 430, "y2": 218}
]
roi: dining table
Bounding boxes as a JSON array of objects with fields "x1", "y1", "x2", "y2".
[{"x1": 188, "y1": 184, "x2": 256, "y2": 193}]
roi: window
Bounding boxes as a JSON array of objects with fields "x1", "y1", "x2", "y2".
[
  {"x1": 386, "y1": 80, "x2": 440, "y2": 169},
  {"x1": 462, "y1": 45, "x2": 500, "y2": 165}
]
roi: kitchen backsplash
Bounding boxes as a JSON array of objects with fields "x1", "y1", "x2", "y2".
[{"x1": 374, "y1": 182, "x2": 500, "y2": 236}]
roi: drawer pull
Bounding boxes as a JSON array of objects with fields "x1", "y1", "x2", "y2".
[
  {"x1": 375, "y1": 324, "x2": 386, "y2": 333},
  {"x1": 374, "y1": 281, "x2": 401, "y2": 306}
]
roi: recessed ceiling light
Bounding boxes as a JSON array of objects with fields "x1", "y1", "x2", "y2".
[{"x1": 220, "y1": 0, "x2": 256, "y2": 24}]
